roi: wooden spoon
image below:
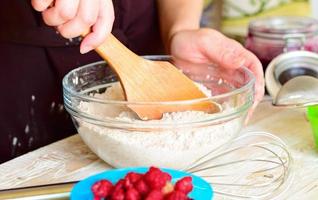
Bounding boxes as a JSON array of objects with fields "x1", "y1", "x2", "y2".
[{"x1": 94, "y1": 34, "x2": 220, "y2": 120}]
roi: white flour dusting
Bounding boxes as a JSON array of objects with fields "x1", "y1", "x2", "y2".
[{"x1": 77, "y1": 82, "x2": 242, "y2": 169}]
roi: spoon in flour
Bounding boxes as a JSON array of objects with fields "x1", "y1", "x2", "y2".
[{"x1": 92, "y1": 34, "x2": 221, "y2": 120}]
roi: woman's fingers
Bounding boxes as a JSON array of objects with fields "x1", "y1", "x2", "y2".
[
  {"x1": 170, "y1": 28, "x2": 265, "y2": 119},
  {"x1": 80, "y1": 0, "x2": 115, "y2": 53},
  {"x1": 198, "y1": 29, "x2": 247, "y2": 69},
  {"x1": 241, "y1": 50, "x2": 265, "y2": 105},
  {"x1": 57, "y1": 0, "x2": 99, "y2": 39},
  {"x1": 31, "y1": 0, "x2": 54, "y2": 11},
  {"x1": 31, "y1": 0, "x2": 115, "y2": 53},
  {"x1": 213, "y1": 35, "x2": 265, "y2": 119},
  {"x1": 198, "y1": 28, "x2": 265, "y2": 106},
  {"x1": 42, "y1": 0, "x2": 80, "y2": 26}
]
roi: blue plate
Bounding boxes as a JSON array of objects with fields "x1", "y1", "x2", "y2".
[{"x1": 71, "y1": 167, "x2": 213, "y2": 200}]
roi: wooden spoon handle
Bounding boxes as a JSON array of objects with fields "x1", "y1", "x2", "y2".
[
  {"x1": 96, "y1": 34, "x2": 141, "y2": 75},
  {"x1": 96, "y1": 34, "x2": 136, "y2": 59}
]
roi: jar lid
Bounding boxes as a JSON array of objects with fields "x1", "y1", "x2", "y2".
[
  {"x1": 265, "y1": 50, "x2": 318, "y2": 99},
  {"x1": 249, "y1": 16, "x2": 318, "y2": 39}
]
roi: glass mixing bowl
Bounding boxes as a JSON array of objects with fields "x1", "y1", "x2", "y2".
[{"x1": 63, "y1": 56, "x2": 255, "y2": 169}]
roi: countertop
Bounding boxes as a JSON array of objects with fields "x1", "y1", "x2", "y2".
[{"x1": 0, "y1": 97, "x2": 318, "y2": 199}]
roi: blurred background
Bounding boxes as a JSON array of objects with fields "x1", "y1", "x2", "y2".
[{"x1": 202, "y1": 0, "x2": 314, "y2": 40}]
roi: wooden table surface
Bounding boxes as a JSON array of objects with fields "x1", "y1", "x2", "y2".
[{"x1": 0, "y1": 97, "x2": 318, "y2": 199}]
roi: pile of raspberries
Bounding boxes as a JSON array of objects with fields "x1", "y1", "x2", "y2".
[{"x1": 91, "y1": 167, "x2": 194, "y2": 200}]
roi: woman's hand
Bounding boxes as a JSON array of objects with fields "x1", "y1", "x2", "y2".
[
  {"x1": 31, "y1": 0, "x2": 114, "y2": 54},
  {"x1": 170, "y1": 28, "x2": 265, "y2": 119}
]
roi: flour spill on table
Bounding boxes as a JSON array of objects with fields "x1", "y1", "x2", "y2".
[{"x1": 77, "y1": 82, "x2": 242, "y2": 168}]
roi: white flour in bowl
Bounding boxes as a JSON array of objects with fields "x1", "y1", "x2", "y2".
[{"x1": 77, "y1": 82, "x2": 243, "y2": 169}]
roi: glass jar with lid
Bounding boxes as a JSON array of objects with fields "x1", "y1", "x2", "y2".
[{"x1": 245, "y1": 16, "x2": 318, "y2": 68}]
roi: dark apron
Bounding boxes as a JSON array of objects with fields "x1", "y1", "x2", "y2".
[{"x1": 0, "y1": 0, "x2": 164, "y2": 163}]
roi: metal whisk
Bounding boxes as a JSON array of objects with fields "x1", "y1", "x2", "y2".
[{"x1": 184, "y1": 131, "x2": 293, "y2": 200}]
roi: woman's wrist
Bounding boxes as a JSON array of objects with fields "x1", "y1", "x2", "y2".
[
  {"x1": 167, "y1": 26, "x2": 199, "y2": 53},
  {"x1": 157, "y1": 0, "x2": 203, "y2": 52}
]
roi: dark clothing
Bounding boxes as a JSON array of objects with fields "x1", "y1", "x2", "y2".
[{"x1": 0, "y1": 0, "x2": 164, "y2": 163}]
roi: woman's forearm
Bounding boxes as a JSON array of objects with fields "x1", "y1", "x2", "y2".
[{"x1": 157, "y1": 0, "x2": 204, "y2": 50}]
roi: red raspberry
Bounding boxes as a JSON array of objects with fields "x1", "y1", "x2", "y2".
[
  {"x1": 135, "y1": 179, "x2": 149, "y2": 196},
  {"x1": 111, "y1": 188, "x2": 125, "y2": 200},
  {"x1": 175, "y1": 177, "x2": 193, "y2": 194},
  {"x1": 145, "y1": 190, "x2": 164, "y2": 200},
  {"x1": 165, "y1": 191, "x2": 189, "y2": 200},
  {"x1": 110, "y1": 180, "x2": 125, "y2": 200},
  {"x1": 125, "y1": 187, "x2": 141, "y2": 200},
  {"x1": 144, "y1": 167, "x2": 172, "y2": 190},
  {"x1": 149, "y1": 167, "x2": 162, "y2": 173},
  {"x1": 124, "y1": 177, "x2": 133, "y2": 190},
  {"x1": 162, "y1": 173, "x2": 172, "y2": 184},
  {"x1": 93, "y1": 196, "x2": 101, "y2": 200},
  {"x1": 125, "y1": 172, "x2": 143, "y2": 183},
  {"x1": 91, "y1": 179, "x2": 113, "y2": 198},
  {"x1": 113, "y1": 179, "x2": 124, "y2": 191}
]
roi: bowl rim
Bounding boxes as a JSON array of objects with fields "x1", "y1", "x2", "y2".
[{"x1": 62, "y1": 55, "x2": 255, "y2": 106}]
